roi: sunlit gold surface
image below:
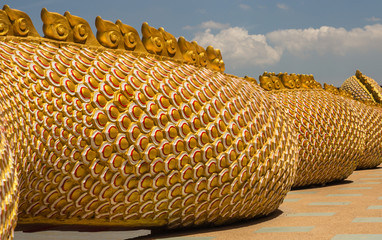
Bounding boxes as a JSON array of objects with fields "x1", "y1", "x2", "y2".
[
  {"x1": 0, "y1": 125, "x2": 17, "y2": 240},
  {"x1": 0, "y1": 39, "x2": 297, "y2": 228},
  {"x1": 0, "y1": 6, "x2": 297, "y2": 237},
  {"x1": 261, "y1": 73, "x2": 365, "y2": 187},
  {"x1": 340, "y1": 71, "x2": 382, "y2": 169}
]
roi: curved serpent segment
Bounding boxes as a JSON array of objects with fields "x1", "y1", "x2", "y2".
[
  {"x1": 0, "y1": 6, "x2": 298, "y2": 238},
  {"x1": 260, "y1": 73, "x2": 365, "y2": 187}
]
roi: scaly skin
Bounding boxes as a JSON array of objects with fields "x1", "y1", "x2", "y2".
[
  {"x1": 260, "y1": 73, "x2": 366, "y2": 187},
  {"x1": 0, "y1": 37, "x2": 297, "y2": 235},
  {"x1": 0, "y1": 117, "x2": 17, "y2": 240},
  {"x1": 351, "y1": 101, "x2": 382, "y2": 169},
  {"x1": 340, "y1": 72, "x2": 382, "y2": 169},
  {"x1": 269, "y1": 89, "x2": 364, "y2": 187}
]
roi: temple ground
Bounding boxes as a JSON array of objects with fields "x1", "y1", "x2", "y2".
[{"x1": 15, "y1": 164, "x2": 382, "y2": 240}]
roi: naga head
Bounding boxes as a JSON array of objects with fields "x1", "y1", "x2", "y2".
[
  {"x1": 64, "y1": 11, "x2": 99, "y2": 46},
  {"x1": 159, "y1": 27, "x2": 182, "y2": 60},
  {"x1": 115, "y1": 19, "x2": 146, "y2": 53},
  {"x1": 41, "y1": 8, "x2": 73, "y2": 41},
  {"x1": 300, "y1": 74, "x2": 313, "y2": 89},
  {"x1": 271, "y1": 75, "x2": 284, "y2": 90},
  {"x1": 0, "y1": 9, "x2": 12, "y2": 36},
  {"x1": 3, "y1": 5, "x2": 39, "y2": 37},
  {"x1": 141, "y1": 22, "x2": 165, "y2": 55},
  {"x1": 290, "y1": 74, "x2": 301, "y2": 88},
  {"x1": 279, "y1": 73, "x2": 295, "y2": 89},
  {"x1": 178, "y1": 36, "x2": 198, "y2": 65},
  {"x1": 95, "y1": 16, "x2": 123, "y2": 49},
  {"x1": 206, "y1": 46, "x2": 225, "y2": 72},
  {"x1": 259, "y1": 75, "x2": 274, "y2": 91},
  {"x1": 192, "y1": 41, "x2": 208, "y2": 68}
]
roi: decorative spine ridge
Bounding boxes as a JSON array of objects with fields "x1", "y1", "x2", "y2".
[
  {"x1": 259, "y1": 72, "x2": 321, "y2": 91},
  {"x1": 0, "y1": 5, "x2": 225, "y2": 72},
  {"x1": 355, "y1": 69, "x2": 382, "y2": 103}
]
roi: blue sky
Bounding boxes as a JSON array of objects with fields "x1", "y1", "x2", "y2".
[{"x1": 4, "y1": 0, "x2": 382, "y2": 86}]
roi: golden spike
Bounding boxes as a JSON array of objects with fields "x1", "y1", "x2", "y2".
[
  {"x1": 192, "y1": 41, "x2": 208, "y2": 68},
  {"x1": 178, "y1": 36, "x2": 198, "y2": 65},
  {"x1": 41, "y1": 8, "x2": 73, "y2": 41},
  {"x1": 206, "y1": 46, "x2": 225, "y2": 72},
  {"x1": 64, "y1": 11, "x2": 100, "y2": 46},
  {"x1": 0, "y1": 9, "x2": 13, "y2": 36},
  {"x1": 158, "y1": 27, "x2": 183, "y2": 60},
  {"x1": 115, "y1": 19, "x2": 147, "y2": 53},
  {"x1": 141, "y1": 22, "x2": 165, "y2": 55},
  {"x1": 95, "y1": 16, "x2": 123, "y2": 49},
  {"x1": 3, "y1": 5, "x2": 39, "y2": 37}
]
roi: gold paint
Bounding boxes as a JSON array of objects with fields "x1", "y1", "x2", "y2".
[
  {"x1": 169, "y1": 126, "x2": 178, "y2": 139},
  {"x1": 0, "y1": 9, "x2": 13, "y2": 36},
  {"x1": 41, "y1": 8, "x2": 73, "y2": 41},
  {"x1": 116, "y1": 19, "x2": 147, "y2": 53},
  {"x1": 3, "y1": 5, "x2": 40, "y2": 37},
  {"x1": 162, "y1": 143, "x2": 171, "y2": 155},
  {"x1": 141, "y1": 22, "x2": 164, "y2": 55},
  {"x1": 95, "y1": 16, "x2": 123, "y2": 49},
  {"x1": 160, "y1": 97, "x2": 171, "y2": 109},
  {"x1": 175, "y1": 140, "x2": 185, "y2": 152},
  {"x1": 65, "y1": 11, "x2": 100, "y2": 46},
  {"x1": 159, "y1": 27, "x2": 182, "y2": 59},
  {"x1": 192, "y1": 41, "x2": 208, "y2": 67},
  {"x1": 178, "y1": 36, "x2": 198, "y2": 64},
  {"x1": 86, "y1": 149, "x2": 97, "y2": 161},
  {"x1": 109, "y1": 106, "x2": 119, "y2": 119},
  {"x1": 143, "y1": 117, "x2": 154, "y2": 129},
  {"x1": 0, "y1": 8, "x2": 300, "y2": 233},
  {"x1": 206, "y1": 46, "x2": 225, "y2": 72}
]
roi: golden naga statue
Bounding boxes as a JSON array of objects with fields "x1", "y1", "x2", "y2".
[
  {"x1": 340, "y1": 70, "x2": 382, "y2": 169},
  {"x1": 260, "y1": 72, "x2": 365, "y2": 187},
  {"x1": 341, "y1": 69, "x2": 382, "y2": 103},
  {"x1": 0, "y1": 6, "x2": 298, "y2": 239}
]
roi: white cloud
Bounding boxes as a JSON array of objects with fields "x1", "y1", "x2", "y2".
[
  {"x1": 239, "y1": 4, "x2": 251, "y2": 11},
  {"x1": 366, "y1": 16, "x2": 381, "y2": 22},
  {"x1": 193, "y1": 27, "x2": 281, "y2": 68},
  {"x1": 266, "y1": 24, "x2": 382, "y2": 57},
  {"x1": 276, "y1": 3, "x2": 289, "y2": 10},
  {"x1": 191, "y1": 21, "x2": 382, "y2": 72}
]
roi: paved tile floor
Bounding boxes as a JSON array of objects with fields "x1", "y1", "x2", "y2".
[{"x1": 15, "y1": 165, "x2": 382, "y2": 240}]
